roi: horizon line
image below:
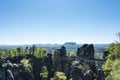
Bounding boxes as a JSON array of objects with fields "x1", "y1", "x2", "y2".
[{"x1": 0, "y1": 42, "x2": 111, "y2": 45}]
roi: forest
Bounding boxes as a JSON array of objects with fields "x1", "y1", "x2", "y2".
[{"x1": 0, "y1": 40, "x2": 120, "y2": 80}]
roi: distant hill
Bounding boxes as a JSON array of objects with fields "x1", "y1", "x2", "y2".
[
  {"x1": 64, "y1": 42, "x2": 77, "y2": 46},
  {"x1": 0, "y1": 42, "x2": 109, "y2": 53}
]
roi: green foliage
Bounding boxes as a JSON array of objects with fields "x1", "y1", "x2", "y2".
[
  {"x1": 6, "y1": 47, "x2": 27, "y2": 58},
  {"x1": 68, "y1": 51, "x2": 75, "y2": 57},
  {"x1": 50, "y1": 71, "x2": 67, "y2": 80},
  {"x1": 20, "y1": 47, "x2": 26, "y2": 55},
  {"x1": 9, "y1": 48, "x2": 18, "y2": 58},
  {"x1": 105, "y1": 75, "x2": 113, "y2": 80},
  {"x1": 102, "y1": 58, "x2": 113, "y2": 76},
  {"x1": 2, "y1": 47, "x2": 47, "y2": 58},
  {"x1": 40, "y1": 66, "x2": 48, "y2": 80},
  {"x1": 21, "y1": 58, "x2": 32, "y2": 72},
  {"x1": 108, "y1": 42, "x2": 120, "y2": 59},
  {"x1": 110, "y1": 59, "x2": 120, "y2": 80},
  {"x1": 0, "y1": 50, "x2": 6, "y2": 57},
  {"x1": 102, "y1": 42, "x2": 120, "y2": 80},
  {"x1": 35, "y1": 48, "x2": 47, "y2": 58}
]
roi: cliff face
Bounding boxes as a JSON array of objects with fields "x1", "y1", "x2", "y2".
[{"x1": 77, "y1": 44, "x2": 95, "y2": 59}]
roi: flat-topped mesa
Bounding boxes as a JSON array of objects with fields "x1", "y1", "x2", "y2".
[{"x1": 77, "y1": 44, "x2": 95, "y2": 59}]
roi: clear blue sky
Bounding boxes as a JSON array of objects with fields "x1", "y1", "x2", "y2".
[{"x1": 0, "y1": 0, "x2": 120, "y2": 44}]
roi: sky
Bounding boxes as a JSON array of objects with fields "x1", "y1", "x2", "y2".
[{"x1": 0, "y1": 0, "x2": 120, "y2": 45}]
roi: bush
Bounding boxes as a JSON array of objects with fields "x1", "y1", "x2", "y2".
[
  {"x1": 40, "y1": 66, "x2": 48, "y2": 80},
  {"x1": 50, "y1": 71, "x2": 67, "y2": 80},
  {"x1": 21, "y1": 59, "x2": 32, "y2": 72}
]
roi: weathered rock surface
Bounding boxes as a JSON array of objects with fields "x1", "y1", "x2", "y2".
[{"x1": 77, "y1": 44, "x2": 94, "y2": 59}]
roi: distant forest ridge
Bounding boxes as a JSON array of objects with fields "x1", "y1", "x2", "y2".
[
  {"x1": 0, "y1": 42, "x2": 109, "y2": 49},
  {"x1": 0, "y1": 42, "x2": 108, "y2": 54}
]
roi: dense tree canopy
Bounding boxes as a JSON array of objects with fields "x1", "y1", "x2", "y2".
[{"x1": 102, "y1": 42, "x2": 120, "y2": 80}]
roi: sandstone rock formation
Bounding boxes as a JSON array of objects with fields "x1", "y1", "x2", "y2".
[{"x1": 77, "y1": 44, "x2": 94, "y2": 59}]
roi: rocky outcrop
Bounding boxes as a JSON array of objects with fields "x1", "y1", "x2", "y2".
[
  {"x1": 103, "y1": 51, "x2": 109, "y2": 59},
  {"x1": 53, "y1": 46, "x2": 70, "y2": 79},
  {"x1": 77, "y1": 44, "x2": 95, "y2": 59},
  {"x1": 44, "y1": 53, "x2": 53, "y2": 79},
  {"x1": 0, "y1": 58, "x2": 34, "y2": 80},
  {"x1": 53, "y1": 46, "x2": 67, "y2": 72},
  {"x1": 97, "y1": 68, "x2": 105, "y2": 80},
  {"x1": 0, "y1": 44, "x2": 105, "y2": 80}
]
